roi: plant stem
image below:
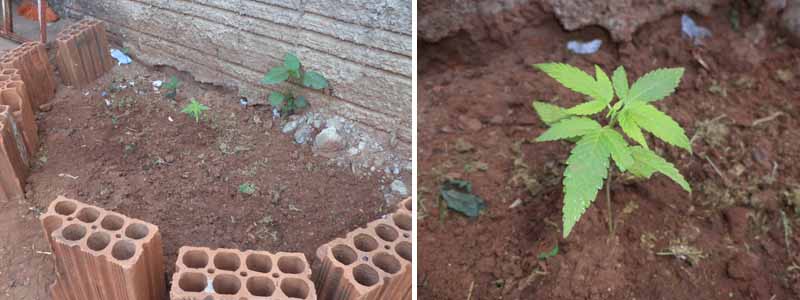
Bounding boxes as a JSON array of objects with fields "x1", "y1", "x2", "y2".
[{"x1": 606, "y1": 170, "x2": 614, "y2": 236}]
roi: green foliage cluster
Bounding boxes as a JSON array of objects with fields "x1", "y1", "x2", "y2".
[
  {"x1": 533, "y1": 63, "x2": 692, "y2": 238},
  {"x1": 162, "y1": 75, "x2": 180, "y2": 99},
  {"x1": 181, "y1": 98, "x2": 209, "y2": 123},
  {"x1": 261, "y1": 53, "x2": 329, "y2": 116}
]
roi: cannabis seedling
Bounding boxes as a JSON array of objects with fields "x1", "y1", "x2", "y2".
[
  {"x1": 181, "y1": 98, "x2": 209, "y2": 123},
  {"x1": 161, "y1": 75, "x2": 180, "y2": 99},
  {"x1": 261, "y1": 53, "x2": 328, "y2": 116},
  {"x1": 533, "y1": 63, "x2": 692, "y2": 238}
]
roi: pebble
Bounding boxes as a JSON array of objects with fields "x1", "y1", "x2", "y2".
[{"x1": 390, "y1": 180, "x2": 408, "y2": 196}]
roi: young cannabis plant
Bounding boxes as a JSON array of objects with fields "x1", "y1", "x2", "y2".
[
  {"x1": 261, "y1": 53, "x2": 329, "y2": 116},
  {"x1": 162, "y1": 75, "x2": 180, "y2": 99},
  {"x1": 533, "y1": 63, "x2": 692, "y2": 238},
  {"x1": 181, "y1": 98, "x2": 209, "y2": 123}
]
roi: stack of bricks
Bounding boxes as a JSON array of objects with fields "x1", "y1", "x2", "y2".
[
  {"x1": 170, "y1": 246, "x2": 318, "y2": 299},
  {"x1": 0, "y1": 41, "x2": 56, "y2": 111},
  {"x1": 313, "y1": 197, "x2": 412, "y2": 300},
  {"x1": 40, "y1": 196, "x2": 166, "y2": 300},
  {"x1": 56, "y1": 19, "x2": 114, "y2": 88}
]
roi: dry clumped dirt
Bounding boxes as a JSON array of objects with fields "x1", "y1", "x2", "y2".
[
  {"x1": 419, "y1": 2, "x2": 800, "y2": 300},
  {"x1": 0, "y1": 61, "x2": 394, "y2": 299}
]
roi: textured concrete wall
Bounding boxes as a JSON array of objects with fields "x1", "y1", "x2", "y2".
[{"x1": 63, "y1": 0, "x2": 412, "y2": 151}]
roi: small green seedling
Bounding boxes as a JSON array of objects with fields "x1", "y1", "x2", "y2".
[
  {"x1": 537, "y1": 244, "x2": 559, "y2": 260},
  {"x1": 533, "y1": 63, "x2": 692, "y2": 238},
  {"x1": 239, "y1": 183, "x2": 257, "y2": 195},
  {"x1": 261, "y1": 53, "x2": 328, "y2": 116},
  {"x1": 181, "y1": 98, "x2": 209, "y2": 123},
  {"x1": 162, "y1": 75, "x2": 180, "y2": 99}
]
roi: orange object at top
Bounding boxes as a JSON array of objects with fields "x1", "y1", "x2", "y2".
[{"x1": 17, "y1": 1, "x2": 60, "y2": 23}]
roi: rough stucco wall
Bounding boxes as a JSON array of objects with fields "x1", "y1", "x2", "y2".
[{"x1": 63, "y1": 0, "x2": 412, "y2": 152}]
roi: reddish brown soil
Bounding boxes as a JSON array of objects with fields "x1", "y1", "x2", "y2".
[
  {"x1": 419, "y1": 4, "x2": 800, "y2": 300},
  {"x1": 0, "y1": 62, "x2": 391, "y2": 299}
]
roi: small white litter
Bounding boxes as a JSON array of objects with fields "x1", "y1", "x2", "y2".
[
  {"x1": 110, "y1": 49, "x2": 132, "y2": 65},
  {"x1": 681, "y1": 14, "x2": 711, "y2": 45},
  {"x1": 567, "y1": 39, "x2": 602, "y2": 54},
  {"x1": 152, "y1": 80, "x2": 163, "y2": 88}
]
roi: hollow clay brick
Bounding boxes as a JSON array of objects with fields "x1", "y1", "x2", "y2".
[
  {"x1": 56, "y1": 20, "x2": 113, "y2": 88},
  {"x1": 0, "y1": 68, "x2": 38, "y2": 156},
  {"x1": 40, "y1": 196, "x2": 167, "y2": 300},
  {"x1": 396, "y1": 197, "x2": 411, "y2": 215},
  {"x1": 170, "y1": 246, "x2": 318, "y2": 300},
  {"x1": 313, "y1": 208, "x2": 412, "y2": 300},
  {"x1": 0, "y1": 42, "x2": 56, "y2": 110},
  {"x1": 0, "y1": 105, "x2": 28, "y2": 202}
]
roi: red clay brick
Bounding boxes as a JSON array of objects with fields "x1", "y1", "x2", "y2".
[
  {"x1": 40, "y1": 196, "x2": 167, "y2": 300},
  {"x1": 0, "y1": 68, "x2": 38, "y2": 156},
  {"x1": 0, "y1": 42, "x2": 56, "y2": 111},
  {"x1": 56, "y1": 20, "x2": 113, "y2": 88},
  {"x1": 313, "y1": 202, "x2": 412, "y2": 300},
  {"x1": 0, "y1": 105, "x2": 28, "y2": 202},
  {"x1": 170, "y1": 246, "x2": 318, "y2": 299}
]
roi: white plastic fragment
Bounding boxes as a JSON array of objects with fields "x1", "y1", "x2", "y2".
[
  {"x1": 567, "y1": 39, "x2": 602, "y2": 54},
  {"x1": 681, "y1": 14, "x2": 711, "y2": 45},
  {"x1": 104, "y1": 99, "x2": 112, "y2": 107},
  {"x1": 152, "y1": 80, "x2": 163, "y2": 88},
  {"x1": 168, "y1": 116, "x2": 174, "y2": 122},
  {"x1": 110, "y1": 48, "x2": 132, "y2": 65}
]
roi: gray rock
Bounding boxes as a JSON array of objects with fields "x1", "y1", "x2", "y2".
[
  {"x1": 390, "y1": 180, "x2": 409, "y2": 196},
  {"x1": 282, "y1": 116, "x2": 305, "y2": 134},
  {"x1": 294, "y1": 125, "x2": 313, "y2": 144},
  {"x1": 313, "y1": 127, "x2": 345, "y2": 157}
]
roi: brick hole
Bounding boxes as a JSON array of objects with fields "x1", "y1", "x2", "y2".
[
  {"x1": 332, "y1": 244, "x2": 357, "y2": 265},
  {"x1": 87, "y1": 232, "x2": 111, "y2": 251},
  {"x1": 240, "y1": 271, "x2": 247, "y2": 277},
  {"x1": 373, "y1": 252, "x2": 401, "y2": 274},
  {"x1": 214, "y1": 252, "x2": 241, "y2": 271},
  {"x1": 111, "y1": 240, "x2": 136, "y2": 260},
  {"x1": 403, "y1": 233, "x2": 410, "y2": 238},
  {"x1": 62, "y1": 224, "x2": 86, "y2": 241},
  {"x1": 404, "y1": 199, "x2": 412, "y2": 211},
  {"x1": 42, "y1": 215, "x2": 63, "y2": 235},
  {"x1": 76, "y1": 207, "x2": 100, "y2": 223},
  {"x1": 384, "y1": 245, "x2": 390, "y2": 250},
  {"x1": 279, "y1": 278, "x2": 309, "y2": 299},
  {"x1": 392, "y1": 213, "x2": 411, "y2": 231},
  {"x1": 91, "y1": 225, "x2": 97, "y2": 230},
  {"x1": 245, "y1": 253, "x2": 272, "y2": 273},
  {"x1": 124, "y1": 223, "x2": 149, "y2": 240},
  {"x1": 208, "y1": 268, "x2": 215, "y2": 274},
  {"x1": 354, "y1": 233, "x2": 378, "y2": 252},
  {"x1": 246, "y1": 276, "x2": 275, "y2": 297},
  {"x1": 178, "y1": 272, "x2": 206, "y2": 292},
  {"x1": 182, "y1": 250, "x2": 208, "y2": 269},
  {"x1": 0, "y1": 75, "x2": 10, "y2": 81},
  {"x1": 352, "y1": 264, "x2": 379, "y2": 287},
  {"x1": 396, "y1": 242, "x2": 411, "y2": 262},
  {"x1": 54, "y1": 201, "x2": 77, "y2": 215},
  {"x1": 67, "y1": 217, "x2": 74, "y2": 221},
  {"x1": 272, "y1": 273, "x2": 279, "y2": 278},
  {"x1": 100, "y1": 214, "x2": 124, "y2": 231},
  {"x1": 212, "y1": 274, "x2": 241, "y2": 295},
  {"x1": 115, "y1": 233, "x2": 121, "y2": 238},
  {"x1": 277, "y1": 256, "x2": 305, "y2": 274},
  {"x1": 374, "y1": 224, "x2": 398, "y2": 242}
]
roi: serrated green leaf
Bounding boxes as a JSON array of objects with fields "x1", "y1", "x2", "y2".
[
  {"x1": 536, "y1": 117, "x2": 601, "y2": 142},
  {"x1": 626, "y1": 68, "x2": 684, "y2": 104},
  {"x1": 532, "y1": 101, "x2": 569, "y2": 125},
  {"x1": 599, "y1": 128, "x2": 633, "y2": 172},
  {"x1": 268, "y1": 92, "x2": 285, "y2": 107},
  {"x1": 534, "y1": 63, "x2": 604, "y2": 101},
  {"x1": 303, "y1": 71, "x2": 328, "y2": 89},
  {"x1": 618, "y1": 111, "x2": 647, "y2": 147},
  {"x1": 628, "y1": 146, "x2": 691, "y2": 192},
  {"x1": 612, "y1": 66, "x2": 629, "y2": 100},
  {"x1": 594, "y1": 65, "x2": 614, "y2": 104},
  {"x1": 627, "y1": 103, "x2": 691, "y2": 152},
  {"x1": 261, "y1": 66, "x2": 289, "y2": 85},
  {"x1": 566, "y1": 100, "x2": 607, "y2": 115},
  {"x1": 562, "y1": 131, "x2": 610, "y2": 237},
  {"x1": 284, "y1": 53, "x2": 300, "y2": 71}
]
